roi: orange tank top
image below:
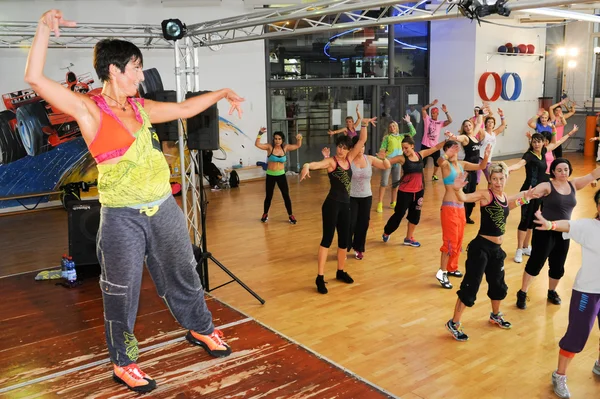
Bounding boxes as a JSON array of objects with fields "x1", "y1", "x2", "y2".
[{"x1": 88, "y1": 96, "x2": 144, "y2": 163}]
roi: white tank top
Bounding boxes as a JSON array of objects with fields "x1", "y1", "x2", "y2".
[{"x1": 350, "y1": 155, "x2": 373, "y2": 198}]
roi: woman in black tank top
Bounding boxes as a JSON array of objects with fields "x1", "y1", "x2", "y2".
[
  {"x1": 516, "y1": 159, "x2": 600, "y2": 309},
  {"x1": 382, "y1": 135, "x2": 447, "y2": 247},
  {"x1": 442, "y1": 162, "x2": 538, "y2": 342},
  {"x1": 300, "y1": 118, "x2": 376, "y2": 294}
]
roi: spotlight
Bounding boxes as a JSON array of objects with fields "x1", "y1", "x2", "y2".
[
  {"x1": 161, "y1": 19, "x2": 187, "y2": 41},
  {"x1": 568, "y1": 48, "x2": 579, "y2": 57},
  {"x1": 567, "y1": 60, "x2": 577, "y2": 69},
  {"x1": 557, "y1": 47, "x2": 566, "y2": 56}
]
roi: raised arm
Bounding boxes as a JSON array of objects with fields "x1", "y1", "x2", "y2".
[
  {"x1": 24, "y1": 10, "x2": 98, "y2": 142},
  {"x1": 286, "y1": 134, "x2": 303, "y2": 151},
  {"x1": 452, "y1": 172, "x2": 491, "y2": 203},
  {"x1": 353, "y1": 104, "x2": 362, "y2": 130},
  {"x1": 347, "y1": 117, "x2": 375, "y2": 162},
  {"x1": 547, "y1": 124, "x2": 578, "y2": 151},
  {"x1": 300, "y1": 158, "x2": 335, "y2": 181},
  {"x1": 494, "y1": 108, "x2": 507, "y2": 135},
  {"x1": 563, "y1": 103, "x2": 576, "y2": 120},
  {"x1": 441, "y1": 104, "x2": 453, "y2": 127},
  {"x1": 549, "y1": 101, "x2": 562, "y2": 122},
  {"x1": 255, "y1": 127, "x2": 272, "y2": 151},
  {"x1": 572, "y1": 166, "x2": 600, "y2": 190},
  {"x1": 527, "y1": 109, "x2": 543, "y2": 129},
  {"x1": 368, "y1": 155, "x2": 391, "y2": 170},
  {"x1": 401, "y1": 114, "x2": 416, "y2": 136},
  {"x1": 445, "y1": 131, "x2": 469, "y2": 146},
  {"x1": 422, "y1": 99, "x2": 438, "y2": 119}
]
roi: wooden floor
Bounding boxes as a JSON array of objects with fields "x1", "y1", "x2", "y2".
[{"x1": 2, "y1": 153, "x2": 600, "y2": 398}]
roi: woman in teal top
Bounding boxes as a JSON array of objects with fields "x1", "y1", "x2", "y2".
[{"x1": 255, "y1": 128, "x2": 303, "y2": 224}]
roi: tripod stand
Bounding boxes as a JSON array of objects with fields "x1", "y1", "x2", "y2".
[{"x1": 195, "y1": 150, "x2": 265, "y2": 305}]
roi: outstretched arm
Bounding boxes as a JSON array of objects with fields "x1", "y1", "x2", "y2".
[
  {"x1": 419, "y1": 139, "x2": 446, "y2": 158},
  {"x1": 452, "y1": 172, "x2": 490, "y2": 203},
  {"x1": 441, "y1": 104, "x2": 453, "y2": 127},
  {"x1": 507, "y1": 186, "x2": 539, "y2": 210},
  {"x1": 572, "y1": 166, "x2": 600, "y2": 190},
  {"x1": 300, "y1": 158, "x2": 334, "y2": 181},
  {"x1": 533, "y1": 211, "x2": 570, "y2": 233},
  {"x1": 255, "y1": 127, "x2": 271, "y2": 151},
  {"x1": 368, "y1": 155, "x2": 391, "y2": 170},
  {"x1": 547, "y1": 124, "x2": 579, "y2": 151},
  {"x1": 507, "y1": 159, "x2": 527, "y2": 173},
  {"x1": 445, "y1": 131, "x2": 469, "y2": 146},
  {"x1": 286, "y1": 134, "x2": 303, "y2": 151}
]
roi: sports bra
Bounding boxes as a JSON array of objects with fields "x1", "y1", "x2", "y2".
[
  {"x1": 267, "y1": 149, "x2": 286, "y2": 163},
  {"x1": 443, "y1": 162, "x2": 464, "y2": 185}
]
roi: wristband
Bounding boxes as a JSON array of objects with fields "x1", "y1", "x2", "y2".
[
  {"x1": 551, "y1": 221, "x2": 557, "y2": 230},
  {"x1": 303, "y1": 163, "x2": 310, "y2": 169},
  {"x1": 515, "y1": 196, "x2": 529, "y2": 207},
  {"x1": 545, "y1": 220, "x2": 552, "y2": 230}
]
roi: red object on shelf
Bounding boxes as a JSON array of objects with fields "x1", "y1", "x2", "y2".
[
  {"x1": 518, "y1": 44, "x2": 527, "y2": 54},
  {"x1": 527, "y1": 44, "x2": 535, "y2": 54}
]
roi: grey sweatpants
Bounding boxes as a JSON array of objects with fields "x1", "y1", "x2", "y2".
[{"x1": 97, "y1": 195, "x2": 214, "y2": 366}]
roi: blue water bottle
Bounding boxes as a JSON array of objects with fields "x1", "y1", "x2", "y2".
[
  {"x1": 67, "y1": 258, "x2": 77, "y2": 285},
  {"x1": 61, "y1": 254, "x2": 68, "y2": 279}
]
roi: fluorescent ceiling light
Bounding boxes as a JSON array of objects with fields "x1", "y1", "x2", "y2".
[{"x1": 519, "y1": 8, "x2": 600, "y2": 23}]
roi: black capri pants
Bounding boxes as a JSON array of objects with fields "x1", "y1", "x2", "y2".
[
  {"x1": 457, "y1": 236, "x2": 508, "y2": 307},
  {"x1": 464, "y1": 170, "x2": 478, "y2": 220},
  {"x1": 524, "y1": 229, "x2": 570, "y2": 280},
  {"x1": 349, "y1": 196, "x2": 372, "y2": 253},
  {"x1": 320, "y1": 197, "x2": 351, "y2": 249},
  {"x1": 383, "y1": 189, "x2": 424, "y2": 235},
  {"x1": 518, "y1": 197, "x2": 542, "y2": 231}
]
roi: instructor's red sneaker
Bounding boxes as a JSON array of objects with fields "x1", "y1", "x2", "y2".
[
  {"x1": 186, "y1": 328, "x2": 232, "y2": 357},
  {"x1": 113, "y1": 363, "x2": 156, "y2": 393}
]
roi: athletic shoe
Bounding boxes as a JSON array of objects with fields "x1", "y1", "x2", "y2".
[
  {"x1": 113, "y1": 363, "x2": 157, "y2": 393},
  {"x1": 516, "y1": 290, "x2": 528, "y2": 309},
  {"x1": 260, "y1": 213, "x2": 268, "y2": 223},
  {"x1": 593, "y1": 360, "x2": 600, "y2": 376},
  {"x1": 445, "y1": 319, "x2": 468, "y2": 342},
  {"x1": 382, "y1": 233, "x2": 390, "y2": 243},
  {"x1": 390, "y1": 201, "x2": 396, "y2": 209},
  {"x1": 432, "y1": 175, "x2": 439, "y2": 181},
  {"x1": 466, "y1": 218, "x2": 475, "y2": 224},
  {"x1": 522, "y1": 246, "x2": 532, "y2": 256},
  {"x1": 552, "y1": 371, "x2": 571, "y2": 399},
  {"x1": 355, "y1": 251, "x2": 364, "y2": 260},
  {"x1": 186, "y1": 329, "x2": 231, "y2": 358},
  {"x1": 489, "y1": 312, "x2": 512, "y2": 329},
  {"x1": 376, "y1": 202, "x2": 383, "y2": 213},
  {"x1": 403, "y1": 237, "x2": 421, "y2": 247},
  {"x1": 316, "y1": 275, "x2": 328, "y2": 294},
  {"x1": 289, "y1": 215, "x2": 297, "y2": 224},
  {"x1": 211, "y1": 185, "x2": 221, "y2": 192},
  {"x1": 447, "y1": 270, "x2": 463, "y2": 278},
  {"x1": 548, "y1": 290, "x2": 562, "y2": 305},
  {"x1": 336, "y1": 270, "x2": 354, "y2": 284},
  {"x1": 436, "y1": 270, "x2": 452, "y2": 289},
  {"x1": 514, "y1": 248, "x2": 523, "y2": 263}
]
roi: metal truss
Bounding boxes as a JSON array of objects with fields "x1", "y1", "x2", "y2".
[
  {"x1": 188, "y1": 0, "x2": 596, "y2": 47},
  {"x1": 0, "y1": 22, "x2": 172, "y2": 49}
]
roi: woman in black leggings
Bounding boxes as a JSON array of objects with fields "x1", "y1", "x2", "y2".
[
  {"x1": 381, "y1": 136, "x2": 447, "y2": 247},
  {"x1": 300, "y1": 117, "x2": 376, "y2": 294},
  {"x1": 255, "y1": 128, "x2": 303, "y2": 224},
  {"x1": 516, "y1": 159, "x2": 600, "y2": 309}
]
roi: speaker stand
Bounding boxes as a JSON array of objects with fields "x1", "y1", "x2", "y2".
[{"x1": 195, "y1": 151, "x2": 265, "y2": 305}]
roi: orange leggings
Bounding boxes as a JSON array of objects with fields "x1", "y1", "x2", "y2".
[{"x1": 440, "y1": 203, "x2": 466, "y2": 272}]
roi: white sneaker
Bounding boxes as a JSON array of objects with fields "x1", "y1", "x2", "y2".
[
  {"x1": 551, "y1": 371, "x2": 571, "y2": 398},
  {"x1": 514, "y1": 248, "x2": 523, "y2": 263},
  {"x1": 593, "y1": 360, "x2": 600, "y2": 376},
  {"x1": 522, "y1": 246, "x2": 532, "y2": 256}
]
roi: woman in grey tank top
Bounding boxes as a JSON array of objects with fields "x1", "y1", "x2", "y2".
[{"x1": 516, "y1": 159, "x2": 600, "y2": 310}]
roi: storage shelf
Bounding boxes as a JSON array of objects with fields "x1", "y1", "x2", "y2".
[{"x1": 486, "y1": 52, "x2": 544, "y2": 61}]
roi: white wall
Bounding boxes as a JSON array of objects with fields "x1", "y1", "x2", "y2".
[
  {"x1": 474, "y1": 20, "x2": 546, "y2": 156},
  {"x1": 563, "y1": 21, "x2": 594, "y2": 107},
  {"x1": 0, "y1": 0, "x2": 266, "y2": 174}
]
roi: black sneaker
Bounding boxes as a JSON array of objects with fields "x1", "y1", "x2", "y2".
[
  {"x1": 260, "y1": 213, "x2": 268, "y2": 223},
  {"x1": 447, "y1": 270, "x2": 463, "y2": 278},
  {"x1": 548, "y1": 290, "x2": 562, "y2": 305},
  {"x1": 289, "y1": 215, "x2": 297, "y2": 224},
  {"x1": 489, "y1": 312, "x2": 512, "y2": 329},
  {"x1": 466, "y1": 218, "x2": 475, "y2": 224},
  {"x1": 336, "y1": 270, "x2": 354, "y2": 284},
  {"x1": 445, "y1": 319, "x2": 469, "y2": 341},
  {"x1": 516, "y1": 290, "x2": 528, "y2": 309},
  {"x1": 316, "y1": 275, "x2": 328, "y2": 294}
]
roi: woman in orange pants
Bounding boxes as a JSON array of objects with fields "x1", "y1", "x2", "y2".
[{"x1": 435, "y1": 139, "x2": 490, "y2": 289}]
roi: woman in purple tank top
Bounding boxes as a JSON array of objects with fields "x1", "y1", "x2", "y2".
[
  {"x1": 516, "y1": 159, "x2": 600, "y2": 310},
  {"x1": 327, "y1": 104, "x2": 362, "y2": 138}
]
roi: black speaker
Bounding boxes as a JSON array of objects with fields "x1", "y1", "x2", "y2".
[
  {"x1": 68, "y1": 200, "x2": 101, "y2": 270},
  {"x1": 144, "y1": 90, "x2": 179, "y2": 142},
  {"x1": 186, "y1": 91, "x2": 220, "y2": 150}
]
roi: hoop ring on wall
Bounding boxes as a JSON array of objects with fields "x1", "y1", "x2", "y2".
[
  {"x1": 478, "y1": 72, "x2": 502, "y2": 102},
  {"x1": 500, "y1": 72, "x2": 522, "y2": 101}
]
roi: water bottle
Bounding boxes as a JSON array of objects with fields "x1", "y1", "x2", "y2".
[
  {"x1": 67, "y1": 258, "x2": 77, "y2": 284},
  {"x1": 239, "y1": 158, "x2": 243, "y2": 167},
  {"x1": 61, "y1": 254, "x2": 68, "y2": 279}
]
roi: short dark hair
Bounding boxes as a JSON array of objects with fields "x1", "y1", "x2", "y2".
[
  {"x1": 402, "y1": 136, "x2": 415, "y2": 145},
  {"x1": 345, "y1": 116, "x2": 353, "y2": 121},
  {"x1": 93, "y1": 39, "x2": 143, "y2": 83},
  {"x1": 273, "y1": 131, "x2": 286, "y2": 147},
  {"x1": 549, "y1": 158, "x2": 573, "y2": 178},
  {"x1": 351, "y1": 135, "x2": 360, "y2": 146},
  {"x1": 443, "y1": 140, "x2": 458, "y2": 151},
  {"x1": 528, "y1": 132, "x2": 545, "y2": 152},
  {"x1": 336, "y1": 135, "x2": 353, "y2": 149},
  {"x1": 484, "y1": 116, "x2": 496, "y2": 127}
]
